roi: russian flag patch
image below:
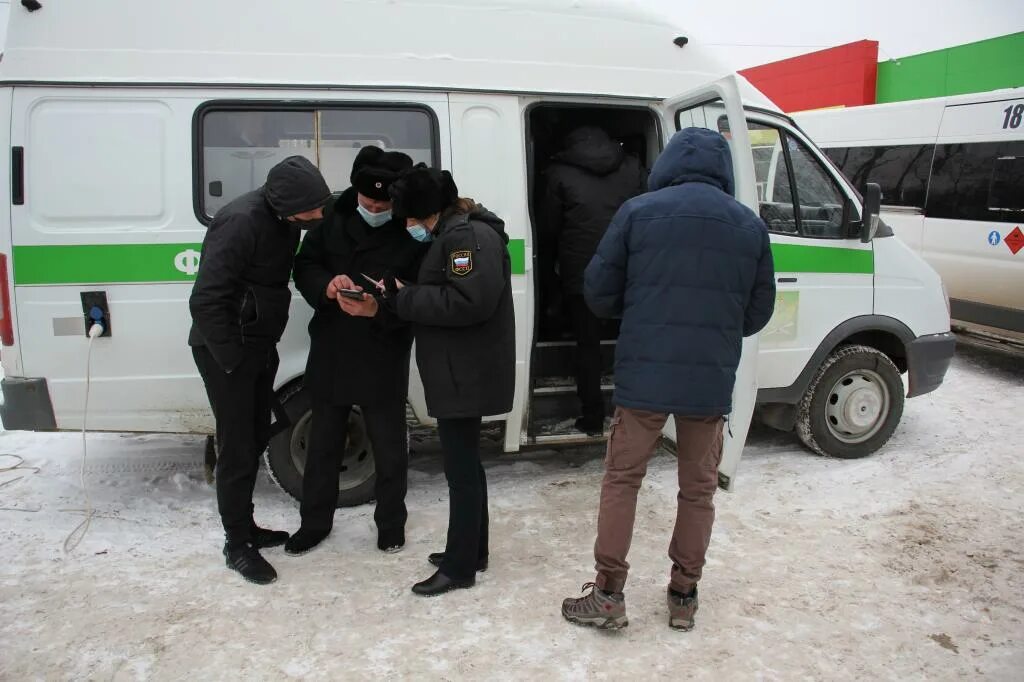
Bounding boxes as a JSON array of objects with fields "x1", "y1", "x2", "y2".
[{"x1": 450, "y1": 249, "x2": 473, "y2": 276}]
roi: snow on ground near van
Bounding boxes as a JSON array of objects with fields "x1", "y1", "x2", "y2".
[{"x1": 0, "y1": 345, "x2": 1021, "y2": 681}]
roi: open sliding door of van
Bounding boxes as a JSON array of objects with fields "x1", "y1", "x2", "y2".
[{"x1": 659, "y1": 76, "x2": 760, "y2": 491}]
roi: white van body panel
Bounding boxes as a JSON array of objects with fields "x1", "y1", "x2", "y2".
[{"x1": 7, "y1": 86, "x2": 451, "y2": 431}]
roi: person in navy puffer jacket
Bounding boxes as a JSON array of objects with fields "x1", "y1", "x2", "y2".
[{"x1": 561, "y1": 128, "x2": 775, "y2": 632}]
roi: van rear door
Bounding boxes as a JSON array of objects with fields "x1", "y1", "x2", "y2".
[{"x1": 659, "y1": 76, "x2": 760, "y2": 491}]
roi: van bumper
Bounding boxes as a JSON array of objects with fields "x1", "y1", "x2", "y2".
[
  {"x1": 906, "y1": 332, "x2": 956, "y2": 398},
  {"x1": 0, "y1": 377, "x2": 58, "y2": 431}
]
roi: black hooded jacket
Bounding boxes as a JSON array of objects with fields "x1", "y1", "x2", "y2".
[
  {"x1": 188, "y1": 156, "x2": 331, "y2": 372},
  {"x1": 540, "y1": 127, "x2": 648, "y2": 294}
]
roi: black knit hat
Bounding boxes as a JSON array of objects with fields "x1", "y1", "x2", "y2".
[
  {"x1": 351, "y1": 146, "x2": 414, "y2": 200},
  {"x1": 388, "y1": 164, "x2": 459, "y2": 220}
]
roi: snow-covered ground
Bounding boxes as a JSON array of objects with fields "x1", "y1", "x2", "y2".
[{"x1": 0, "y1": 343, "x2": 1021, "y2": 680}]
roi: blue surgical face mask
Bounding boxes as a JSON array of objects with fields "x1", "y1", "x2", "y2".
[
  {"x1": 357, "y1": 203, "x2": 393, "y2": 228},
  {"x1": 406, "y1": 223, "x2": 433, "y2": 243}
]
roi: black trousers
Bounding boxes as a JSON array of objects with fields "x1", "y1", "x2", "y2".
[
  {"x1": 437, "y1": 417, "x2": 489, "y2": 581},
  {"x1": 193, "y1": 345, "x2": 278, "y2": 547},
  {"x1": 567, "y1": 294, "x2": 604, "y2": 425},
  {"x1": 300, "y1": 400, "x2": 409, "y2": 534}
]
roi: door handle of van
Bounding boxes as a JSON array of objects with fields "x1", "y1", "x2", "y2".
[
  {"x1": 11, "y1": 147, "x2": 24, "y2": 205},
  {"x1": 778, "y1": 277, "x2": 798, "y2": 283}
]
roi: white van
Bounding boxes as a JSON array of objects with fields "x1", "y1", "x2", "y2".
[
  {"x1": 0, "y1": 0, "x2": 954, "y2": 505},
  {"x1": 795, "y1": 89, "x2": 1024, "y2": 343}
]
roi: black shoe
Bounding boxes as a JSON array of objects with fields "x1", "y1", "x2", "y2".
[
  {"x1": 223, "y1": 543, "x2": 277, "y2": 585},
  {"x1": 411, "y1": 569, "x2": 475, "y2": 597},
  {"x1": 284, "y1": 527, "x2": 329, "y2": 556},
  {"x1": 378, "y1": 528, "x2": 406, "y2": 553},
  {"x1": 251, "y1": 526, "x2": 289, "y2": 549},
  {"x1": 428, "y1": 552, "x2": 488, "y2": 572},
  {"x1": 574, "y1": 417, "x2": 604, "y2": 436}
]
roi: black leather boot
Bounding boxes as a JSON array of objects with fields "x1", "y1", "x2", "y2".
[
  {"x1": 427, "y1": 552, "x2": 488, "y2": 572},
  {"x1": 411, "y1": 570, "x2": 475, "y2": 596}
]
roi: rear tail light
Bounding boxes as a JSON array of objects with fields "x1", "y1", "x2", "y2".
[{"x1": 0, "y1": 253, "x2": 14, "y2": 346}]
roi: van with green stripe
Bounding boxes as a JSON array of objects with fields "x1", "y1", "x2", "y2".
[{"x1": 0, "y1": 0, "x2": 953, "y2": 504}]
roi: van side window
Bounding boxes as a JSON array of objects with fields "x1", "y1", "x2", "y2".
[
  {"x1": 927, "y1": 141, "x2": 1024, "y2": 222},
  {"x1": 748, "y1": 123, "x2": 849, "y2": 239},
  {"x1": 988, "y1": 155, "x2": 1024, "y2": 213},
  {"x1": 785, "y1": 136, "x2": 848, "y2": 238},
  {"x1": 198, "y1": 105, "x2": 437, "y2": 220},
  {"x1": 824, "y1": 144, "x2": 934, "y2": 209}
]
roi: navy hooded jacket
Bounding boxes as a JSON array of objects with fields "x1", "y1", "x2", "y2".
[{"x1": 583, "y1": 128, "x2": 776, "y2": 416}]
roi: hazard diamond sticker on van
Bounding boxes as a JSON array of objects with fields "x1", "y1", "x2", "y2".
[{"x1": 1004, "y1": 226, "x2": 1024, "y2": 255}]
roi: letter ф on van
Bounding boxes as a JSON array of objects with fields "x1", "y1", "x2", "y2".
[{"x1": 0, "y1": 0, "x2": 953, "y2": 504}]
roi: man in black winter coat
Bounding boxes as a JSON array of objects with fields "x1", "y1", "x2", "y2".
[
  {"x1": 285, "y1": 146, "x2": 426, "y2": 557},
  {"x1": 540, "y1": 126, "x2": 647, "y2": 434},
  {"x1": 189, "y1": 155, "x2": 331, "y2": 585}
]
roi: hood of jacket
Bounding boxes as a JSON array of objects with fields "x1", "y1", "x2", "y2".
[
  {"x1": 264, "y1": 156, "x2": 332, "y2": 218},
  {"x1": 648, "y1": 127, "x2": 734, "y2": 196},
  {"x1": 441, "y1": 201, "x2": 508, "y2": 245},
  {"x1": 553, "y1": 126, "x2": 626, "y2": 177}
]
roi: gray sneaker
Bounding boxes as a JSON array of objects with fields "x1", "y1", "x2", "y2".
[
  {"x1": 668, "y1": 586, "x2": 698, "y2": 631},
  {"x1": 561, "y1": 582, "x2": 628, "y2": 630}
]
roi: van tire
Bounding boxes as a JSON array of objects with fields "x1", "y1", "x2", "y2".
[
  {"x1": 796, "y1": 345, "x2": 904, "y2": 459},
  {"x1": 264, "y1": 382, "x2": 377, "y2": 508}
]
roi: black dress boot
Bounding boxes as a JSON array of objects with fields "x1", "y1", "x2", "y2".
[
  {"x1": 284, "y1": 527, "x2": 330, "y2": 556},
  {"x1": 377, "y1": 527, "x2": 406, "y2": 553},
  {"x1": 411, "y1": 569, "x2": 475, "y2": 597},
  {"x1": 428, "y1": 552, "x2": 488, "y2": 572}
]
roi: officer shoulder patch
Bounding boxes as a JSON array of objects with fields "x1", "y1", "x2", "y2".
[{"x1": 450, "y1": 249, "x2": 473, "y2": 276}]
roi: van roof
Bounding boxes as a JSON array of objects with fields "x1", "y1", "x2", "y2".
[{"x1": 0, "y1": 0, "x2": 772, "y2": 104}]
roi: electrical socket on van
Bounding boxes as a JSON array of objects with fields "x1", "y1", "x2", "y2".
[{"x1": 80, "y1": 291, "x2": 111, "y2": 338}]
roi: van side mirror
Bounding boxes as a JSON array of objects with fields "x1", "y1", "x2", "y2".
[{"x1": 861, "y1": 183, "x2": 881, "y2": 243}]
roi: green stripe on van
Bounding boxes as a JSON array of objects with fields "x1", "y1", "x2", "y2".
[
  {"x1": 770, "y1": 243, "x2": 873, "y2": 274},
  {"x1": 12, "y1": 239, "x2": 533, "y2": 285},
  {"x1": 12, "y1": 239, "x2": 870, "y2": 285},
  {"x1": 13, "y1": 243, "x2": 204, "y2": 285}
]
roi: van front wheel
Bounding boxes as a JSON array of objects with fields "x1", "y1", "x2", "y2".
[
  {"x1": 796, "y1": 345, "x2": 904, "y2": 459},
  {"x1": 264, "y1": 382, "x2": 377, "y2": 508}
]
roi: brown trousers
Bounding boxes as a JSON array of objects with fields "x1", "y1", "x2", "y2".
[{"x1": 594, "y1": 406, "x2": 724, "y2": 594}]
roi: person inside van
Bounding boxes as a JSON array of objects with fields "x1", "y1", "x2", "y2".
[
  {"x1": 561, "y1": 128, "x2": 775, "y2": 630},
  {"x1": 189, "y1": 156, "x2": 331, "y2": 586},
  {"x1": 338, "y1": 164, "x2": 515, "y2": 597},
  {"x1": 539, "y1": 126, "x2": 647, "y2": 435},
  {"x1": 285, "y1": 147, "x2": 426, "y2": 557}
]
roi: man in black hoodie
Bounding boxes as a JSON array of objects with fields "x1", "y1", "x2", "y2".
[
  {"x1": 189, "y1": 155, "x2": 331, "y2": 585},
  {"x1": 540, "y1": 126, "x2": 647, "y2": 435}
]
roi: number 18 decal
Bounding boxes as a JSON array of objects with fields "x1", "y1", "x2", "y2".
[{"x1": 1002, "y1": 103, "x2": 1024, "y2": 130}]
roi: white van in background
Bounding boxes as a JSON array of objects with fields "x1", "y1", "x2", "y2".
[
  {"x1": 0, "y1": 0, "x2": 954, "y2": 506},
  {"x1": 795, "y1": 89, "x2": 1024, "y2": 343}
]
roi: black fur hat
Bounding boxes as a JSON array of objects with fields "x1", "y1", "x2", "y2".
[
  {"x1": 351, "y1": 146, "x2": 414, "y2": 201},
  {"x1": 389, "y1": 164, "x2": 459, "y2": 219}
]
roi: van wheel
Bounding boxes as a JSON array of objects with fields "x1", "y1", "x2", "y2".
[
  {"x1": 264, "y1": 382, "x2": 377, "y2": 507},
  {"x1": 796, "y1": 345, "x2": 904, "y2": 459}
]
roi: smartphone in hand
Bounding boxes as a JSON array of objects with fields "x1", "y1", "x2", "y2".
[{"x1": 337, "y1": 288, "x2": 366, "y2": 301}]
